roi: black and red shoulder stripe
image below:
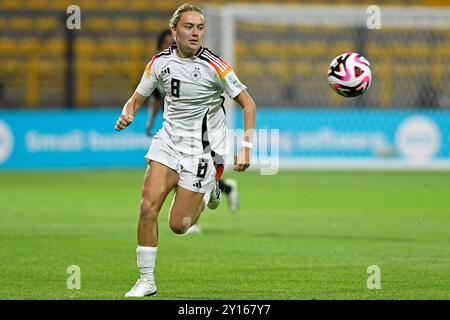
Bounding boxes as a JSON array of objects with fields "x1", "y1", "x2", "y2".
[
  {"x1": 144, "y1": 47, "x2": 173, "y2": 77},
  {"x1": 197, "y1": 47, "x2": 232, "y2": 79}
]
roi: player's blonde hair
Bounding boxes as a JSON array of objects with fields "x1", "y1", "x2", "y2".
[{"x1": 169, "y1": 3, "x2": 204, "y2": 29}]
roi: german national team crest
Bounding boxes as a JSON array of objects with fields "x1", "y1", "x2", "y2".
[{"x1": 190, "y1": 67, "x2": 202, "y2": 81}]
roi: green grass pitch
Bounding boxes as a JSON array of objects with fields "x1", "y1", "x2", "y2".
[{"x1": 0, "y1": 170, "x2": 449, "y2": 300}]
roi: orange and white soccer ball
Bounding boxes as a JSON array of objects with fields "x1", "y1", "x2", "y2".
[{"x1": 327, "y1": 52, "x2": 372, "y2": 97}]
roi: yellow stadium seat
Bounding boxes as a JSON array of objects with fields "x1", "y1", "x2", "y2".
[
  {"x1": 28, "y1": 0, "x2": 47, "y2": 10},
  {"x1": 1, "y1": 0, "x2": 22, "y2": 10},
  {"x1": 10, "y1": 17, "x2": 34, "y2": 32},
  {"x1": 114, "y1": 18, "x2": 139, "y2": 32},
  {"x1": 143, "y1": 19, "x2": 169, "y2": 33},
  {"x1": 235, "y1": 41, "x2": 250, "y2": 57},
  {"x1": 129, "y1": 0, "x2": 150, "y2": 11},
  {"x1": 100, "y1": 38, "x2": 123, "y2": 55},
  {"x1": 76, "y1": 39, "x2": 96, "y2": 55},
  {"x1": 48, "y1": 0, "x2": 73, "y2": 10},
  {"x1": 422, "y1": 0, "x2": 450, "y2": 5},
  {"x1": 0, "y1": 19, "x2": 4, "y2": 31},
  {"x1": 2, "y1": 60, "x2": 21, "y2": 73},
  {"x1": 391, "y1": 43, "x2": 431, "y2": 57},
  {"x1": 151, "y1": 0, "x2": 177, "y2": 11},
  {"x1": 77, "y1": 0, "x2": 99, "y2": 11},
  {"x1": 43, "y1": 38, "x2": 65, "y2": 55},
  {"x1": 253, "y1": 41, "x2": 279, "y2": 57},
  {"x1": 268, "y1": 61, "x2": 292, "y2": 81},
  {"x1": 127, "y1": 39, "x2": 143, "y2": 49},
  {"x1": 239, "y1": 23, "x2": 266, "y2": 33},
  {"x1": 368, "y1": 42, "x2": 431, "y2": 58},
  {"x1": 0, "y1": 38, "x2": 17, "y2": 54},
  {"x1": 85, "y1": 18, "x2": 112, "y2": 32},
  {"x1": 239, "y1": 62, "x2": 262, "y2": 77},
  {"x1": 293, "y1": 62, "x2": 315, "y2": 74},
  {"x1": 271, "y1": 24, "x2": 290, "y2": 33},
  {"x1": 38, "y1": 60, "x2": 65, "y2": 74},
  {"x1": 103, "y1": 0, "x2": 126, "y2": 11},
  {"x1": 36, "y1": 17, "x2": 60, "y2": 32},
  {"x1": 435, "y1": 44, "x2": 450, "y2": 57},
  {"x1": 290, "y1": 41, "x2": 328, "y2": 56}
]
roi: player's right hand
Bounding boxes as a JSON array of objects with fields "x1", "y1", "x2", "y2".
[
  {"x1": 233, "y1": 147, "x2": 251, "y2": 172},
  {"x1": 115, "y1": 113, "x2": 134, "y2": 131}
]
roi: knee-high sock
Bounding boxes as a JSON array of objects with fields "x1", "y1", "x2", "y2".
[{"x1": 136, "y1": 245, "x2": 157, "y2": 281}]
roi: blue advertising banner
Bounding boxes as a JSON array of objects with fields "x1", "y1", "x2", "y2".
[
  {"x1": 0, "y1": 109, "x2": 162, "y2": 170},
  {"x1": 1, "y1": 108, "x2": 450, "y2": 170},
  {"x1": 237, "y1": 109, "x2": 450, "y2": 169}
]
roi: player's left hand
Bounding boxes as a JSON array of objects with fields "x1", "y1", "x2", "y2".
[{"x1": 234, "y1": 147, "x2": 251, "y2": 172}]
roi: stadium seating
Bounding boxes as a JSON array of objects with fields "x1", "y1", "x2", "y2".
[
  {"x1": 235, "y1": 21, "x2": 450, "y2": 107},
  {"x1": 0, "y1": 0, "x2": 449, "y2": 108}
]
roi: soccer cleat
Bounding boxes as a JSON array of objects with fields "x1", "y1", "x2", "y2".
[
  {"x1": 207, "y1": 182, "x2": 221, "y2": 210},
  {"x1": 124, "y1": 279, "x2": 157, "y2": 298},
  {"x1": 224, "y1": 179, "x2": 239, "y2": 213}
]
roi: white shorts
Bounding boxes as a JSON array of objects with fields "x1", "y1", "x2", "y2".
[{"x1": 145, "y1": 136, "x2": 223, "y2": 200}]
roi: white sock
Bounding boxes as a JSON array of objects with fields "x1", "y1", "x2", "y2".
[{"x1": 136, "y1": 245, "x2": 157, "y2": 282}]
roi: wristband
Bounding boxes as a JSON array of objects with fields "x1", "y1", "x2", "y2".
[{"x1": 241, "y1": 141, "x2": 253, "y2": 149}]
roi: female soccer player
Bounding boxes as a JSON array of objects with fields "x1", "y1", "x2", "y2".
[
  {"x1": 147, "y1": 28, "x2": 240, "y2": 220},
  {"x1": 115, "y1": 3, "x2": 256, "y2": 297}
]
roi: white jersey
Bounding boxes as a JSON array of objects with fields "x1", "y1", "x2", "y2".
[{"x1": 136, "y1": 44, "x2": 247, "y2": 157}]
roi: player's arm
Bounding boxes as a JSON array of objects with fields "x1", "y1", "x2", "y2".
[
  {"x1": 203, "y1": 49, "x2": 255, "y2": 171},
  {"x1": 115, "y1": 91, "x2": 146, "y2": 131},
  {"x1": 233, "y1": 90, "x2": 256, "y2": 172},
  {"x1": 116, "y1": 56, "x2": 160, "y2": 131}
]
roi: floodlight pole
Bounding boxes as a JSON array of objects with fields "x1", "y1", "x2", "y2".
[{"x1": 64, "y1": 24, "x2": 76, "y2": 108}]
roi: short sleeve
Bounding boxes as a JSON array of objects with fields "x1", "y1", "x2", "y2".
[
  {"x1": 206, "y1": 56, "x2": 246, "y2": 98},
  {"x1": 136, "y1": 56, "x2": 159, "y2": 97},
  {"x1": 219, "y1": 69, "x2": 247, "y2": 99}
]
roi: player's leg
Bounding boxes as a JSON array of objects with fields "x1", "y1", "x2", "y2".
[
  {"x1": 219, "y1": 178, "x2": 239, "y2": 213},
  {"x1": 166, "y1": 192, "x2": 203, "y2": 235},
  {"x1": 206, "y1": 162, "x2": 225, "y2": 210},
  {"x1": 138, "y1": 161, "x2": 179, "y2": 246},
  {"x1": 168, "y1": 155, "x2": 223, "y2": 235},
  {"x1": 170, "y1": 182, "x2": 217, "y2": 235},
  {"x1": 125, "y1": 160, "x2": 179, "y2": 298},
  {"x1": 168, "y1": 185, "x2": 206, "y2": 234},
  {"x1": 168, "y1": 160, "x2": 219, "y2": 233}
]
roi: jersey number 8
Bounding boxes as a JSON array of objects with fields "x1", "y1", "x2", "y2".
[
  {"x1": 197, "y1": 158, "x2": 208, "y2": 178},
  {"x1": 171, "y1": 78, "x2": 180, "y2": 98}
]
